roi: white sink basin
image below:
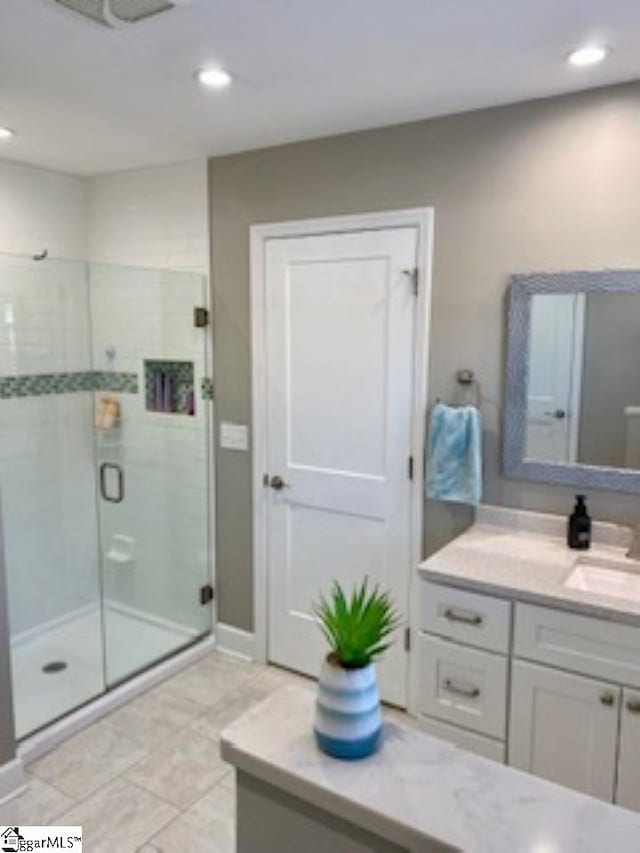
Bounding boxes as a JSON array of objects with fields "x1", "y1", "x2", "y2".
[{"x1": 564, "y1": 555, "x2": 640, "y2": 601}]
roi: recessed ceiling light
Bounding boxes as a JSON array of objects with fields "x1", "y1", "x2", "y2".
[
  {"x1": 196, "y1": 67, "x2": 232, "y2": 89},
  {"x1": 567, "y1": 45, "x2": 610, "y2": 67},
  {"x1": 0, "y1": 126, "x2": 15, "y2": 140}
]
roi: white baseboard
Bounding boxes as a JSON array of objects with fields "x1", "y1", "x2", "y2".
[
  {"x1": 215, "y1": 623, "x2": 256, "y2": 661},
  {"x1": 18, "y1": 635, "x2": 215, "y2": 765},
  {"x1": 0, "y1": 757, "x2": 26, "y2": 805}
]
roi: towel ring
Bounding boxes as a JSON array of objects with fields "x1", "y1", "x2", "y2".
[{"x1": 436, "y1": 369, "x2": 480, "y2": 408}]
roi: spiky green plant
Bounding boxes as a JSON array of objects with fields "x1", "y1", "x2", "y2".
[{"x1": 313, "y1": 578, "x2": 399, "y2": 669}]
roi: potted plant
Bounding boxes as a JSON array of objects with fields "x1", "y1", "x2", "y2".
[{"x1": 313, "y1": 578, "x2": 399, "y2": 760}]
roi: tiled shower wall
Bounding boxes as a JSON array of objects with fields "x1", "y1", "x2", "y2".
[
  {"x1": 87, "y1": 161, "x2": 209, "y2": 274},
  {"x1": 0, "y1": 158, "x2": 211, "y2": 640},
  {"x1": 87, "y1": 161, "x2": 211, "y2": 633},
  {"x1": 0, "y1": 160, "x2": 87, "y2": 259}
]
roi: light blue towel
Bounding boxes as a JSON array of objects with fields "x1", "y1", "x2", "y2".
[{"x1": 426, "y1": 403, "x2": 482, "y2": 506}]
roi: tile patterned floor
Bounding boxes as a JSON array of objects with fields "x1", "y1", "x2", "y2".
[{"x1": 1, "y1": 650, "x2": 311, "y2": 852}]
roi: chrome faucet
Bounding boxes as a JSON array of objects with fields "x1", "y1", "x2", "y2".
[{"x1": 627, "y1": 522, "x2": 640, "y2": 560}]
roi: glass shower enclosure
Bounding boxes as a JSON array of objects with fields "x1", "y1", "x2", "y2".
[{"x1": 0, "y1": 253, "x2": 212, "y2": 738}]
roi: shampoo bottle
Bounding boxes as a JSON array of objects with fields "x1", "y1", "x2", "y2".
[{"x1": 568, "y1": 495, "x2": 591, "y2": 550}]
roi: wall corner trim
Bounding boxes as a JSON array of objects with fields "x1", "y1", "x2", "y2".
[
  {"x1": 0, "y1": 757, "x2": 26, "y2": 805},
  {"x1": 215, "y1": 623, "x2": 256, "y2": 661}
]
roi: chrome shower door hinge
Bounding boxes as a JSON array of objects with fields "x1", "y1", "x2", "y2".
[
  {"x1": 199, "y1": 584, "x2": 214, "y2": 605},
  {"x1": 194, "y1": 307, "x2": 209, "y2": 328}
]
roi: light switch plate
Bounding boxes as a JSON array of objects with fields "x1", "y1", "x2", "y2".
[{"x1": 220, "y1": 422, "x2": 249, "y2": 451}]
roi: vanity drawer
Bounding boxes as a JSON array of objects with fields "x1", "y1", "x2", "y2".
[
  {"x1": 418, "y1": 633, "x2": 508, "y2": 739},
  {"x1": 418, "y1": 716, "x2": 506, "y2": 764},
  {"x1": 514, "y1": 603, "x2": 640, "y2": 687},
  {"x1": 421, "y1": 581, "x2": 511, "y2": 653}
]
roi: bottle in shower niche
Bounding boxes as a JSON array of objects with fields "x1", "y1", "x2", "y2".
[
  {"x1": 568, "y1": 494, "x2": 591, "y2": 550},
  {"x1": 154, "y1": 372, "x2": 165, "y2": 412}
]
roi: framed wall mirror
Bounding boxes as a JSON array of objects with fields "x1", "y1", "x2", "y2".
[{"x1": 504, "y1": 270, "x2": 640, "y2": 494}]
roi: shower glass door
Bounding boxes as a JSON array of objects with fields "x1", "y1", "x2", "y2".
[
  {"x1": 0, "y1": 253, "x2": 104, "y2": 738},
  {"x1": 90, "y1": 263, "x2": 212, "y2": 686},
  {"x1": 1, "y1": 253, "x2": 213, "y2": 739}
]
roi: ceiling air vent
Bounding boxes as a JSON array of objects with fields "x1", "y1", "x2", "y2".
[{"x1": 54, "y1": 0, "x2": 189, "y2": 26}]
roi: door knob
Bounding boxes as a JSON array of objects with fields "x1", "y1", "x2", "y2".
[
  {"x1": 626, "y1": 699, "x2": 640, "y2": 714},
  {"x1": 269, "y1": 475, "x2": 289, "y2": 490},
  {"x1": 544, "y1": 409, "x2": 567, "y2": 420},
  {"x1": 600, "y1": 691, "x2": 616, "y2": 707}
]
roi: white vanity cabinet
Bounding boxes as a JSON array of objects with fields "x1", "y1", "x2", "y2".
[
  {"x1": 417, "y1": 582, "x2": 510, "y2": 762},
  {"x1": 418, "y1": 580, "x2": 640, "y2": 810},
  {"x1": 615, "y1": 690, "x2": 640, "y2": 811},
  {"x1": 508, "y1": 660, "x2": 619, "y2": 801}
]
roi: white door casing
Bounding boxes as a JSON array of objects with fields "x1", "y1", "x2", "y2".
[{"x1": 251, "y1": 210, "x2": 433, "y2": 710}]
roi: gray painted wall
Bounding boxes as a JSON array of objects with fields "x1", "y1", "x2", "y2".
[
  {"x1": 578, "y1": 292, "x2": 640, "y2": 467},
  {"x1": 210, "y1": 81, "x2": 640, "y2": 631},
  {"x1": 0, "y1": 498, "x2": 17, "y2": 764}
]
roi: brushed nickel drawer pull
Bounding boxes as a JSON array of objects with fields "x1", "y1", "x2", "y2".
[
  {"x1": 443, "y1": 607, "x2": 483, "y2": 626},
  {"x1": 626, "y1": 699, "x2": 640, "y2": 714},
  {"x1": 600, "y1": 692, "x2": 616, "y2": 707},
  {"x1": 443, "y1": 678, "x2": 481, "y2": 699}
]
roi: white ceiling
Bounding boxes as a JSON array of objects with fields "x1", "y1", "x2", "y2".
[{"x1": 0, "y1": 0, "x2": 639, "y2": 176}]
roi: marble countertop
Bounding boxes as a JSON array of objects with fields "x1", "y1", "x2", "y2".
[
  {"x1": 221, "y1": 685, "x2": 640, "y2": 853},
  {"x1": 419, "y1": 505, "x2": 640, "y2": 625}
]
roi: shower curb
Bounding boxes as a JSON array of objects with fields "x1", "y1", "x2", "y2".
[{"x1": 18, "y1": 634, "x2": 215, "y2": 765}]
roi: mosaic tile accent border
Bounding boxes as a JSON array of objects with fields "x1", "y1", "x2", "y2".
[
  {"x1": 94, "y1": 371, "x2": 139, "y2": 394},
  {"x1": 201, "y1": 377, "x2": 214, "y2": 401},
  {"x1": 0, "y1": 371, "x2": 139, "y2": 399}
]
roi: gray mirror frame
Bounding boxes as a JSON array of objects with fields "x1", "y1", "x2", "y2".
[{"x1": 504, "y1": 269, "x2": 640, "y2": 495}]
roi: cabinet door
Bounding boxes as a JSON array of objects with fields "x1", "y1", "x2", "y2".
[
  {"x1": 509, "y1": 660, "x2": 619, "y2": 801},
  {"x1": 616, "y1": 689, "x2": 640, "y2": 811}
]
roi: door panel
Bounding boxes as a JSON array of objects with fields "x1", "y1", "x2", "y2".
[
  {"x1": 509, "y1": 660, "x2": 619, "y2": 801},
  {"x1": 616, "y1": 689, "x2": 640, "y2": 811},
  {"x1": 265, "y1": 227, "x2": 417, "y2": 707},
  {"x1": 526, "y1": 293, "x2": 584, "y2": 463}
]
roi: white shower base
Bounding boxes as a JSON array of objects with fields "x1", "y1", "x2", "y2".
[{"x1": 11, "y1": 603, "x2": 197, "y2": 739}]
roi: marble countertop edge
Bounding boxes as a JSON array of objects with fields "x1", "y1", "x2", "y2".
[
  {"x1": 418, "y1": 506, "x2": 640, "y2": 626},
  {"x1": 220, "y1": 705, "x2": 452, "y2": 852},
  {"x1": 220, "y1": 687, "x2": 640, "y2": 853}
]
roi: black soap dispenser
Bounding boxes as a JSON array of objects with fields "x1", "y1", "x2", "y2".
[{"x1": 568, "y1": 495, "x2": 591, "y2": 550}]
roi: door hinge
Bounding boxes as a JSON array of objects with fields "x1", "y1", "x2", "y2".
[
  {"x1": 199, "y1": 584, "x2": 214, "y2": 605},
  {"x1": 403, "y1": 268, "x2": 419, "y2": 296},
  {"x1": 408, "y1": 456, "x2": 414, "y2": 480},
  {"x1": 404, "y1": 626, "x2": 411, "y2": 652},
  {"x1": 194, "y1": 306, "x2": 209, "y2": 328}
]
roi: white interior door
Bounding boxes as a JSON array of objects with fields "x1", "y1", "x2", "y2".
[
  {"x1": 526, "y1": 293, "x2": 584, "y2": 463},
  {"x1": 264, "y1": 226, "x2": 418, "y2": 707}
]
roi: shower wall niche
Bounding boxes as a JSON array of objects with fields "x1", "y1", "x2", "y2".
[
  {"x1": 144, "y1": 359, "x2": 195, "y2": 415},
  {"x1": 0, "y1": 254, "x2": 213, "y2": 737}
]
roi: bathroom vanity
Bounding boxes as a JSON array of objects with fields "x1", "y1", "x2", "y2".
[
  {"x1": 417, "y1": 504, "x2": 640, "y2": 809},
  {"x1": 221, "y1": 685, "x2": 640, "y2": 852}
]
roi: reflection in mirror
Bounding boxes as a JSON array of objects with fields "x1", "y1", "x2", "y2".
[{"x1": 526, "y1": 292, "x2": 640, "y2": 469}]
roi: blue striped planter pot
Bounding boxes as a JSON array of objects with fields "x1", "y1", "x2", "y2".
[{"x1": 314, "y1": 657, "x2": 382, "y2": 760}]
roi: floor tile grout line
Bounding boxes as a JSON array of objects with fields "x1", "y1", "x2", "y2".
[{"x1": 12, "y1": 654, "x2": 276, "y2": 831}]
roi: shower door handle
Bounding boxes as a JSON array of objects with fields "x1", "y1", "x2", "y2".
[{"x1": 100, "y1": 462, "x2": 124, "y2": 504}]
